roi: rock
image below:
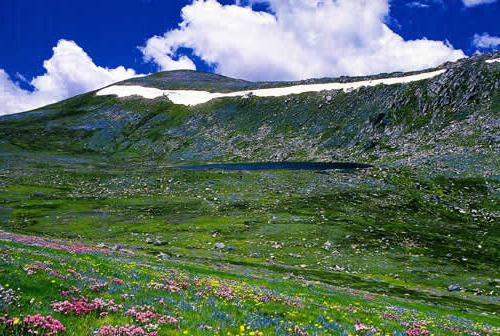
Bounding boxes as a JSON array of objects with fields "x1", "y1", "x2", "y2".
[
  {"x1": 323, "y1": 241, "x2": 332, "y2": 250},
  {"x1": 121, "y1": 249, "x2": 135, "y2": 255},
  {"x1": 112, "y1": 244, "x2": 123, "y2": 251},
  {"x1": 153, "y1": 240, "x2": 168, "y2": 246},
  {"x1": 271, "y1": 242, "x2": 283, "y2": 249},
  {"x1": 199, "y1": 324, "x2": 213, "y2": 330},
  {"x1": 448, "y1": 284, "x2": 462, "y2": 292},
  {"x1": 158, "y1": 253, "x2": 170, "y2": 259},
  {"x1": 430, "y1": 195, "x2": 441, "y2": 203},
  {"x1": 472, "y1": 288, "x2": 483, "y2": 296},
  {"x1": 215, "y1": 242, "x2": 225, "y2": 249},
  {"x1": 145, "y1": 238, "x2": 153, "y2": 244}
]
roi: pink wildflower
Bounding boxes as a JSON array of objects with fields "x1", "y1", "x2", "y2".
[
  {"x1": 406, "y1": 328, "x2": 431, "y2": 336},
  {"x1": 96, "y1": 324, "x2": 157, "y2": 336},
  {"x1": 355, "y1": 320, "x2": 377, "y2": 333},
  {"x1": 1, "y1": 314, "x2": 65, "y2": 335}
]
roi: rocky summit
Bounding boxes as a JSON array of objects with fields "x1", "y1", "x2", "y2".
[{"x1": 0, "y1": 53, "x2": 499, "y2": 335}]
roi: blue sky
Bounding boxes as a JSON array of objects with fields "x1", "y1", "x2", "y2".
[{"x1": 0, "y1": 0, "x2": 499, "y2": 115}]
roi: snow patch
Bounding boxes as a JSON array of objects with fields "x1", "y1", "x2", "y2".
[
  {"x1": 96, "y1": 69, "x2": 447, "y2": 106},
  {"x1": 485, "y1": 58, "x2": 500, "y2": 64}
]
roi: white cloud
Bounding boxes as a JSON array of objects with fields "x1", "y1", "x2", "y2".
[
  {"x1": 405, "y1": 0, "x2": 444, "y2": 8},
  {"x1": 406, "y1": 2, "x2": 430, "y2": 8},
  {"x1": 462, "y1": 0, "x2": 497, "y2": 7},
  {"x1": 0, "y1": 39, "x2": 138, "y2": 116},
  {"x1": 473, "y1": 33, "x2": 500, "y2": 49},
  {"x1": 141, "y1": 0, "x2": 465, "y2": 81}
]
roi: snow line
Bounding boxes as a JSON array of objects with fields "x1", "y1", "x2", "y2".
[{"x1": 97, "y1": 69, "x2": 447, "y2": 106}]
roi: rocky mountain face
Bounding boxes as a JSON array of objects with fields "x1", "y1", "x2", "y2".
[{"x1": 0, "y1": 53, "x2": 498, "y2": 165}]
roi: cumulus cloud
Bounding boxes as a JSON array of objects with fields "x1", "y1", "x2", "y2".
[
  {"x1": 141, "y1": 0, "x2": 465, "y2": 81},
  {"x1": 0, "y1": 40, "x2": 138, "y2": 116},
  {"x1": 462, "y1": 0, "x2": 497, "y2": 7},
  {"x1": 473, "y1": 33, "x2": 500, "y2": 49}
]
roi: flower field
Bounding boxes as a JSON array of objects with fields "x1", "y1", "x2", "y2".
[{"x1": 0, "y1": 232, "x2": 498, "y2": 335}]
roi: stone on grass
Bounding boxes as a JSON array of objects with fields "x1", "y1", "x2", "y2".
[{"x1": 448, "y1": 284, "x2": 462, "y2": 292}]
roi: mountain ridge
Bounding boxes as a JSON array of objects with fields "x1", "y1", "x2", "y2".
[
  {"x1": 115, "y1": 54, "x2": 497, "y2": 92},
  {"x1": 0, "y1": 52, "x2": 498, "y2": 166}
]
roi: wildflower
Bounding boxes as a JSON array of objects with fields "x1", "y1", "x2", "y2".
[
  {"x1": 0, "y1": 232, "x2": 112, "y2": 254},
  {"x1": 405, "y1": 328, "x2": 430, "y2": 336},
  {"x1": 0, "y1": 285, "x2": 21, "y2": 307},
  {"x1": 96, "y1": 324, "x2": 157, "y2": 336},
  {"x1": 111, "y1": 278, "x2": 125, "y2": 285},
  {"x1": 355, "y1": 320, "x2": 377, "y2": 333},
  {"x1": 52, "y1": 296, "x2": 122, "y2": 316},
  {"x1": 126, "y1": 305, "x2": 178, "y2": 326},
  {"x1": 1, "y1": 314, "x2": 65, "y2": 335},
  {"x1": 89, "y1": 282, "x2": 108, "y2": 292}
]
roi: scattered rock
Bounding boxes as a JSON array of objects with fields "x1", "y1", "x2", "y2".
[
  {"x1": 271, "y1": 242, "x2": 283, "y2": 249},
  {"x1": 215, "y1": 242, "x2": 225, "y2": 249},
  {"x1": 153, "y1": 240, "x2": 168, "y2": 246},
  {"x1": 448, "y1": 284, "x2": 462, "y2": 292},
  {"x1": 472, "y1": 288, "x2": 483, "y2": 296},
  {"x1": 158, "y1": 252, "x2": 170, "y2": 259},
  {"x1": 323, "y1": 241, "x2": 332, "y2": 250},
  {"x1": 430, "y1": 195, "x2": 441, "y2": 203},
  {"x1": 199, "y1": 324, "x2": 213, "y2": 330}
]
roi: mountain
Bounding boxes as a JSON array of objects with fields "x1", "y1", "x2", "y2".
[
  {"x1": 1, "y1": 53, "x2": 498, "y2": 166},
  {"x1": 0, "y1": 53, "x2": 499, "y2": 334}
]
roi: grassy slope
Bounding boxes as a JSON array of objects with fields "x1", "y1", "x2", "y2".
[{"x1": 0, "y1": 237, "x2": 498, "y2": 335}]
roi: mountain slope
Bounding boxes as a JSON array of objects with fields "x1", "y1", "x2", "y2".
[{"x1": 0, "y1": 53, "x2": 498, "y2": 165}]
